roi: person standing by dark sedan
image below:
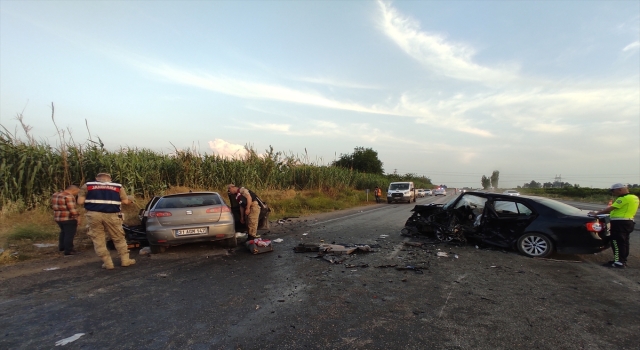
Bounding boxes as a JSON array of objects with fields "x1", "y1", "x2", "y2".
[
  {"x1": 589, "y1": 183, "x2": 639, "y2": 268},
  {"x1": 77, "y1": 172, "x2": 136, "y2": 270},
  {"x1": 51, "y1": 185, "x2": 81, "y2": 255},
  {"x1": 227, "y1": 184, "x2": 262, "y2": 239}
]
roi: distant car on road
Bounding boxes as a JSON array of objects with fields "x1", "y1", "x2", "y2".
[
  {"x1": 416, "y1": 189, "x2": 426, "y2": 198},
  {"x1": 424, "y1": 189, "x2": 433, "y2": 196},
  {"x1": 387, "y1": 182, "x2": 416, "y2": 203},
  {"x1": 503, "y1": 190, "x2": 521, "y2": 196},
  {"x1": 434, "y1": 188, "x2": 447, "y2": 196}
]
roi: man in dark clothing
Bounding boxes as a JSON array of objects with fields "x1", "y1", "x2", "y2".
[{"x1": 51, "y1": 185, "x2": 80, "y2": 255}]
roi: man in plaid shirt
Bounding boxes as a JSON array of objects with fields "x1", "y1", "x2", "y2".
[{"x1": 51, "y1": 185, "x2": 81, "y2": 255}]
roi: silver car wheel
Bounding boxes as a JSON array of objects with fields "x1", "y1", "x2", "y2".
[{"x1": 518, "y1": 234, "x2": 552, "y2": 257}]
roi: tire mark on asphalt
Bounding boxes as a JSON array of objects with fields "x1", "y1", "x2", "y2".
[
  {"x1": 387, "y1": 237, "x2": 410, "y2": 260},
  {"x1": 438, "y1": 274, "x2": 467, "y2": 318}
]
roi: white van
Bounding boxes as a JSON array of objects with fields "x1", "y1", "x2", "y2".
[{"x1": 387, "y1": 182, "x2": 415, "y2": 204}]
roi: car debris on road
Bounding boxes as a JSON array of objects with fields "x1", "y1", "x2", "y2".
[
  {"x1": 394, "y1": 265, "x2": 426, "y2": 273},
  {"x1": 246, "y1": 238, "x2": 273, "y2": 254},
  {"x1": 294, "y1": 242, "x2": 374, "y2": 264}
]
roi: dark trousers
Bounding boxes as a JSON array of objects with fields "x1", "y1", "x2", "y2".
[
  {"x1": 609, "y1": 220, "x2": 635, "y2": 263},
  {"x1": 57, "y1": 220, "x2": 77, "y2": 254},
  {"x1": 375, "y1": 195, "x2": 380, "y2": 203}
]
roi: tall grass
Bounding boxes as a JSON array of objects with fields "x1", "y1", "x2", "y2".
[{"x1": 1, "y1": 120, "x2": 432, "y2": 210}]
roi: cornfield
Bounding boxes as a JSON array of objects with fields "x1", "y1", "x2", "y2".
[{"x1": 1, "y1": 128, "x2": 432, "y2": 210}]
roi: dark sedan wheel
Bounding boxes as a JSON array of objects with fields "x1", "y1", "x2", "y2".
[{"x1": 517, "y1": 233, "x2": 553, "y2": 258}]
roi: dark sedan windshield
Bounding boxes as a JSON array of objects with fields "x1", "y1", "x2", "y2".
[{"x1": 534, "y1": 198, "x2": 583, "y2": 215}]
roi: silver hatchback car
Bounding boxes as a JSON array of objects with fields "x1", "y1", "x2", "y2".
[{"x1": 145, "y1": 192, "x2": 236, "y2": 253}]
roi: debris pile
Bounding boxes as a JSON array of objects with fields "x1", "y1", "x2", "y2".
[
  {"x1": 294, "y1": 242, "x2": 373, "y2": 264},
  {"x1": 246, "y1": 238, "x2": 273, "y2": 254}
]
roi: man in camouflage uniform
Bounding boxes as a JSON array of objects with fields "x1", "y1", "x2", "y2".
[
  {"x1": 227, "y1": 184, "x2": 262, "y2": 239},
  {"x1": 78, "y1": 172, "x2": 136, "y2": 269}
]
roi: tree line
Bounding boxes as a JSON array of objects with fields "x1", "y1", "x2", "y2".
[{"x1": 519, "y1": 181, "x2": 640, "y2": 189}]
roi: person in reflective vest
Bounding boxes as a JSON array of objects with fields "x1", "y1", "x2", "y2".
[
  {"x1": 78, "y1": 172, "x2": 136, "y2": 270},
  {"x1": 374, "y1": 187, "x2": 382, "y2": 203},
  {"x1": 589, "y1": 183, "x2": 639, "y2": 268}
]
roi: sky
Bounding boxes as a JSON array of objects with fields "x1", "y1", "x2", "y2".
[{"x1": 1, "y1": 1, "x2": 639, "y2": 189}]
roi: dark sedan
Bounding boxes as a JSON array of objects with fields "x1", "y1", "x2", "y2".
[{"x1": 403, "y1": 192, "x2": 609, "y2": 258}]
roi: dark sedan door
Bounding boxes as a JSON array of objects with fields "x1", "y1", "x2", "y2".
[{"x1": 479, "y1": 199, "x2": 537, "y2": 246}]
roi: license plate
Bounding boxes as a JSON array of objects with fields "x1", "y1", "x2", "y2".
[{"x1": 175, "y1": 227, "x2": 208, "y2": 236}]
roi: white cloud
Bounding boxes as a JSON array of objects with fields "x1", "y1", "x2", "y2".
[
  {"x1": 296, "y1": 76, "x2": 381, "y2": 89},
  {"x1": 104, "y1": 18, "x2": 634, "y2": 142},
  {"x1": 242, "y1": 118, "x2": 417, "y2": 146},
  {"x1": 208, "y1": 139, "x2": 247, "y2": 158},
  {"x1": 622, "y1": 41, "x2": 640, "y2": 52},
  {"x1": 376, "y1": 0, "x2": 518, "y2": 83},
  {"x1": 117, "y1": 54, "x2": 494, "y2": 138},
  {"x1": 245, "y1": 123, "x2": 291, "y2": 133},
  {"x1": 312, "y1": 120, "x2": 339, "y2": 129},
  {"x1": 458, "y1": 152, "x2": 477, "y2": 164},
  {"x1": 129, "y1": 60, "x2": 382, "y2": 115}
]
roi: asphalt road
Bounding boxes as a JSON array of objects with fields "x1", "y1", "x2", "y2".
[{"x1": 1, "y1": 194, "x2": 639, "y2": 349}]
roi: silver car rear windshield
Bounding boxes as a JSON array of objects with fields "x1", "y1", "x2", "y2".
[
  {"x1": 155, "y1": 194, "x2": 222, "y2": 209},
  {"x1": 534, "y1": 198, "x2": 582, "y2": 215},
  {"x1": 389, "y1": 183, "x2": 410, "y2": 190}
]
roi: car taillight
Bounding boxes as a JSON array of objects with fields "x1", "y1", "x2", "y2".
[
  {"x1": 206, "y1": 206, "x2": 231, "y2": 213},
  {"x1": 586, "y1": 221, "x2": 602, "y2": 232},
  {"x1": 149, "y1": 211, "x2": 172, "y2": 218}
]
